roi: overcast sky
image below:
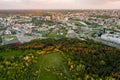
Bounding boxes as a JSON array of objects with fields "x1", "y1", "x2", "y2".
[{"x1": 0, "y1": 0, "x2": 120, "y2": 9}]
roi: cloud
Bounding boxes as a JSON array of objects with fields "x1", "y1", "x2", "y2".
[
  {"x1": 0, "y1": 0, "x2": 120, "y2": 9},
  {"x1": 0, "y1": 0, "x2": 77, "y2": 9},
  {"x1": 83, "y1": 0, "x2": 120, "y2": 4}
]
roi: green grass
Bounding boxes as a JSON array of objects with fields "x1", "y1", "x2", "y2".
[
  {"x1": 0, "y1": 38, "x2": 119, "y2": 79},
  {"x1": 0, "y1": 50, "x2": 23, "y2": 56},
  {"x1": 35, "y1": 52, "x2": 70, "y2": 80},
  {"x1": 0, "y1": 50, "x2": 70, "y2": 80}
]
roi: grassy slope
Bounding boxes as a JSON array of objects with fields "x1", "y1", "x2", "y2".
[
  {"x1": 0, "y1": 38, "x2": 119, "y2": 79},
  {"x1": 0, "y1": 50, "x2": 69, "y2": 80},
  {"x1": 36, "y1": 53, "x2": 64, "y2": 80}
]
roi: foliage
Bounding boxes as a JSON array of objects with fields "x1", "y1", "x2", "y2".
[
  {"x1": 0, "y1": 37, "x2": 2, "y2": 43},
  {"x1": 0, "y1": 38, "x2": 120, "y2": 80},
  {"x1": 32, "y1": 17, "x2": 56, "y2": 26}
]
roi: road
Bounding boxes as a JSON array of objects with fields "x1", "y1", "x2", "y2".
[
  {"x1": 87, "y1": 30, "x2": 120, "y2": 48},
  {"x1": 16, "y1": 32, "x2": 47, "y2": 43}
]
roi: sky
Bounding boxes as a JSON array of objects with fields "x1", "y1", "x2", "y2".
[{"x1": 0, "y1": 0, "x2": 120, "y2": 9}]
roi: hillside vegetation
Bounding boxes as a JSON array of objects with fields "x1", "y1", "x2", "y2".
[{"x1": 0, "y1": 38, "x2": 120, "y2": 80}]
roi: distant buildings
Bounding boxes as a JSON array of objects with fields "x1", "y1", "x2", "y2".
[
  {"x1": 66, "y1": 29, "x2": 80, "y2": 39},
  {"x1": 101, "y1": 33, "x2": 120, "y2": 44},
  {"x1": 3, "y1": 39, "x2": 22, "y2": 45},
  {"x1": 0, "y1": 10, "x2": 120, "y2": 46},
  {"x1": 4, "y1": 29, "x2": 11, "y2": 35}
]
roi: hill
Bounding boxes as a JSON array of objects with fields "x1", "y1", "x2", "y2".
[{"x1": 0, "y1": 38, "x2": 120, "y2": 80}]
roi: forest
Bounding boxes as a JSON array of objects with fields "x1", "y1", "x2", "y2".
[{"x1": 0, "y1": 38, "x2": 120, "y2": 80}]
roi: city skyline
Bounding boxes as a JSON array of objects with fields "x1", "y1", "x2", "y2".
[{"x1": 0, "y1": 0, "x2": 120, "y2": 9}]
